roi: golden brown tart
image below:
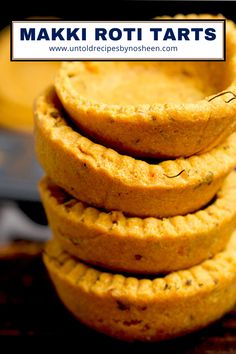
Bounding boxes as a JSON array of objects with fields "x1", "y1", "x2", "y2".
[
  {"x1": 40, "y1": 172, "x2": 236, "y2": 274},
  {"x1": 44, "y1": 233, "x2": 236, "y2": 342},
  {"x1": 55, "y1": 15, "x2": 236, "y2": 158},
  {"x1": 35, "y1": 88, "x2": 236, "y2": 218}
]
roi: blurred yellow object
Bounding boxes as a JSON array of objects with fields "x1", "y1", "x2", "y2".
[
  {"x1": 0, "y1": 240, "x2": 44, "y2": 260},
  {"x1": 0, "y1": 26, "x2": 60, "y2": 132}
]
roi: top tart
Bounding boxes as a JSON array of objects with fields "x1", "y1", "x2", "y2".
[{"x1": 55, "y1": 15, "x2": 236, "y2": 158}]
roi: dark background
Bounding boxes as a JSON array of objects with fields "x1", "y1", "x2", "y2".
[{"x1": 0, "y1": 1, "x2": 236, "y2": 29}]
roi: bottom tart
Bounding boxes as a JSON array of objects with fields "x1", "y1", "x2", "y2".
[
  {"x1": 40, "y1": 172, "x2": 236, "y2": 274},
  {"x1": 44, "y1": 233, "x2": 236, "y2": 342}
]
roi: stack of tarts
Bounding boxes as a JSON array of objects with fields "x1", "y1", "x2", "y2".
[{"x1": 34, "y1": 14, "x2": 236, "y2": 342}]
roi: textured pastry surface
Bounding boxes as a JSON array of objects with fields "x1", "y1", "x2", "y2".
[
  {"x1": 55, "y1": 15, "x2": 236, "y2": 158},
  {"x1": 35, "y1": 88, "x2": 236, "y2": 218},
  {"x1": 44, "y1": 233, "x2": 236, "y2": 342},
  {"x1": 40, "y1": 172, "x2": 236, "y2": 273}
]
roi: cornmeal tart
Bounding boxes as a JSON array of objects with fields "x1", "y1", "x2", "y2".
[
  {"x1": 44, "y1": 233, "x2": 236, "y2": 342},
  {"x1": 35, "y1": 89, "x2": 236, "y2": 218},
  {"x1": 55, "y1": 15, "x2": 236, "y2": 158},
  {"x1": 40, "y1": 172, "x2": 236, "y2": 274}
]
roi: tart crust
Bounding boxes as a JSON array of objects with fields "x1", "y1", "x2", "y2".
[
  {"x1": 44, "y1": 233, "x2": 236, "y2": 342},
  {"x1": 55, "y1": 15, "x2": 236, "y2": 158},
  {"x1": 35, "y1": 88, "x2": 236, "y2": 218},
  {"x1": 40, "y1": 172, "x2": 236, "y2": 274}
]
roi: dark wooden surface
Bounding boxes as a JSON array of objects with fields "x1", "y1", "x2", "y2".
[{"x1": 1, "y1": 255, "x2": 236, "y2": 352}]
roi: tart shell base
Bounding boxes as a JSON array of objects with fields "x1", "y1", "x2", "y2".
[{"x1": 44, "y1": 234, "x2": 236, "y2": 342}]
